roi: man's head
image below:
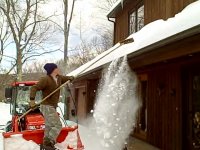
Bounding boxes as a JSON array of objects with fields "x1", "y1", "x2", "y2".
[{"x1": 44, "y1": 63, "x2": 59, "y2": 75}]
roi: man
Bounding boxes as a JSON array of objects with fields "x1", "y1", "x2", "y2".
[{"x1": 29, "y1": 63, "x2": 74, "y2": 150}]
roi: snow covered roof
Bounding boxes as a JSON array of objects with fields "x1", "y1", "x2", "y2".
[
  {"x1": 107, "y1": 0, "x2": 122, "y2": 18},
  {"x1": 68, "y1": 0, "x2": 200, "y2": 78},
  {"x1": 107, "y1": 0, "x2": 131, "y2": 18}
]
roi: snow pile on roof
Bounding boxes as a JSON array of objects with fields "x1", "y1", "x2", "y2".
[
  {"x1": 107, "y1": 0, "x2": 122, "y2": 16},
  {"x1": 68, "y1": 0, "x2": 200, "y2": 77},
  {"x1": 132, "y1": 0, "x2": 200, "y2": 48}
]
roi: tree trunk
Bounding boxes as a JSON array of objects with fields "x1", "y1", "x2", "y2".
[
  {"x1": 16, "y1": 44, "x2": 22, "y2": 81},
  {"x1": 63, "y1": 0, "x2": 68, "y2": 73}
]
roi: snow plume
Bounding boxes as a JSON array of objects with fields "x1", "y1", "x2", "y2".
[{"x1": 93, "y1": 56, "x2": 141, "y2": 150}]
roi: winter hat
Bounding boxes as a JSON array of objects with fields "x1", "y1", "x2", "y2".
[{"x1": 44, "y1": 63, "x2": 58, "y2": 75}]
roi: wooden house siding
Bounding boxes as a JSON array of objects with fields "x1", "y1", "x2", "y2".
[
  {"x1": 114, "y1": 1, "x2": 136, "y2": 43},
  {"x1": 114, "y1": 0, "x2": 195, "y2": 44},
  {"x1": 145, "y1": 0, "x2": 195, "y2": 24},
  {"x1": 144, "y1": 63, "x2": 182, "y2": 150}
]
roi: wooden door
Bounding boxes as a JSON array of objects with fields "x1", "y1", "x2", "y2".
[{"x1": 75, "y1": 87, "x2": 87, "y2": 123}]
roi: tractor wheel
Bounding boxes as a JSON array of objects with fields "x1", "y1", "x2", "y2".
[{"x1": 5, "y1": 121, "x2": 12, "y2": 132}]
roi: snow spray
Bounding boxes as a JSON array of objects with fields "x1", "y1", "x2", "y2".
[{"x1": 92, "y1": 56, "x2": 141, "y2": 150}]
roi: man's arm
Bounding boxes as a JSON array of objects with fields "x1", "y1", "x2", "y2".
[
  {"x1": 60, "y1": 75, "x2": 74, "y2": 84},
  {"x1": 30, "y1": 77, "x2": 47, "y2": 100}
]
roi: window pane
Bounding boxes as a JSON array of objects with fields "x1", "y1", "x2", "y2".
[
  {"x1": 129, "y1": 11, "x2": 136, "y2": 34},
  {"x1": 137, "y1": 5, "x2": 144, "y2": 31}
]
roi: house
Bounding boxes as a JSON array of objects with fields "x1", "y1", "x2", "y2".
[{"x1": 67, "y1": 0, "x2": 200, "y2": 149}]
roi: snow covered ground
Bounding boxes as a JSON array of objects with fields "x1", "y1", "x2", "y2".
[
  {"x1": 0, "y1": 102, "x2": 12, "y2": 150},
  {"x1": 0, "y1": 102, "x2": 12, "y2": 130},
  {"x1": 0, "y1": 102, "x2": 102, "y2": 150}
]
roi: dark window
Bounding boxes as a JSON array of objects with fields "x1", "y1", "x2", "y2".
[{"x1": 129, "y1": 4, "x2": 144, "y2": 35}]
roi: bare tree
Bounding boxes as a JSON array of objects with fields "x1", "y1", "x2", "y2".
[
  {"x1": 63, "y1": 0, "x2": 75, "y2": 71},
  {"x1": 23, "y1": 61, "x2": 45, "y2": 74},
  {"x1": 0, "y1": 0, "x2": 58, "y2": 81},
  {"x1": 96, "y1": 0, "x2": 119, "y2": 12},
  {"x1": 0, "y1": 8, "x2": 12, "y2": 64}
]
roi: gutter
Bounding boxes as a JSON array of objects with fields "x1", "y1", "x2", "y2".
[
  {"x1": 107, "y1": 17, "x2": 116, "y2": 44},
  {"x1": 76, "y1": 24, "x2": 200, "y2": 79}
]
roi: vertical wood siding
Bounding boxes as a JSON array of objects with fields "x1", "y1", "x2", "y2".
[{"x1": 146, "y1": 64, "x2": 181, "y2": 150}]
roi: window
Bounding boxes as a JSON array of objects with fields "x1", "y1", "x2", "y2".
[{"x1": 129, "y1": 3, "x2": 144, "y2": 35}]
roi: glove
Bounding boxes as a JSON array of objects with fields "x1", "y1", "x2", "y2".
[
  {"x1": 29, "y1": 100, "x2": 37, "y2": 109},
  {"x1": 69, "y1": 76, "x2": 75, "y2": 82}
]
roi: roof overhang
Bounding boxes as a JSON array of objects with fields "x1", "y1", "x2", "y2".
[
  {"x1": 127, "y1": 24, "x2": 200, "y2": 60},
  {"x1": 107, "y1": 0, "x2": 131, "y2": 18}
]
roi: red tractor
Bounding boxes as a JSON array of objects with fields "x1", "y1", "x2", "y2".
[{"x1": 3, "y1": 81, "x2": 84, "y2": 150}]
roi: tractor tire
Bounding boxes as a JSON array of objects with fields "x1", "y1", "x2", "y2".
[{"x1": 5, "y1": 121, "x2": 12, "y2": 132}]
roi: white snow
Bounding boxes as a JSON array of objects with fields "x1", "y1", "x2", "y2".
[
  {"x1": 92, "y1": 56, "x2": 141, "y2": 150},
  {"x1": 68, "y1": 0, "x2": 200, "y2": 77},
  {"x1": 0, "y1": 102, "x2": 11, "y2": 150},
  {"x1": 0, "y1": 102, "x2": 12, "y2": 129},
  {"x1": 0, "y1": 102, "x2": 101, "y2": 150},
  {"x1": 107, "y1": 0, "x2": 122, "y2": 16},
  {"x1": 5, "y1": 134, "x2": 40, "y2": 150},
  {"x1": 0, "y1": 131, "x2": 4, "y2": 150}
]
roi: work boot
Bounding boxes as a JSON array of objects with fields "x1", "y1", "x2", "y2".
[{"x1": 41, "y1": 137, "x2": 57, "y2": 150}]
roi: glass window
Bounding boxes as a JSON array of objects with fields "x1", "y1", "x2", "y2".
[
  {"x1": 16, "y1": 86, "x2": 42, "y2": 114},
  {"x1": 129, "y1": 11, "x2": 136, "y2": 34},
  {"x1": 129, "y1": 4, "x2": 144, "y2": 35},
  {"x1": 137, "y1": 5, "x2": 144, "y2": 31}
]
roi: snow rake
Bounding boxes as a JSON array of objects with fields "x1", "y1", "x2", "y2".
[{"x1": 18, "y1": 37, "x2": 134, "y2": 120}]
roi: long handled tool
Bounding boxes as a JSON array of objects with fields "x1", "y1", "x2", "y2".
[{"x1": 18, "y1": 37, "x2": 134, "y2": 121}]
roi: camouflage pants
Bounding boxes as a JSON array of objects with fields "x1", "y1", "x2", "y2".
[{"x1": 40, "y1": 105, "x2": 62, "y2": 142}]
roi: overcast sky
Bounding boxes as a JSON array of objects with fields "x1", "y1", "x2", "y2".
[{"x1": 1, "y1": 0, "x2": 114, "y2": 71}]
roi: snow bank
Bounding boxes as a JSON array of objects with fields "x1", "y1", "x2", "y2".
[
  {"x1": 68, "y1": 0, "x2": 200, "y2": 77},
  {"x1": 0, "y1": 102, "x2": 98, "y2": 150},
  {"x1": 2, "y1": 124, "x2": 100, "y2": 150},
  {"x1": 5, "y1": 134, "x2": 40, "y2": 150},
  {"x1": 0, "y1": 102, "x2": 12, "y2": 129},
  {"x1": 0, "y1": 131, "x2": 4, "y2": 150}
]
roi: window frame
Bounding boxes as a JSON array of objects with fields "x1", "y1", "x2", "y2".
[{"x1": 128, "y1": 1, "x2": 144, "y2": 35}]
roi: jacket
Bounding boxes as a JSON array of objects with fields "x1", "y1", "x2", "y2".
[{"x1": 30, "y1": 75, "x2": 72, "y2": 107}]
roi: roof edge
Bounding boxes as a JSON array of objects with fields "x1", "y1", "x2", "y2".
[
  {"x1": 77, "y1": 24, "x2": 200, "y2": 78},
  {"x1": 107, "y1": 0, "x2": 122, "y2": 18}
]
